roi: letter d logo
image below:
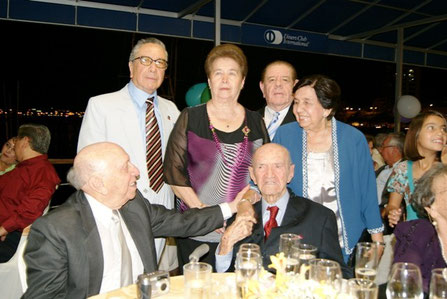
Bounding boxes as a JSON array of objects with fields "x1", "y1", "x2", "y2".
[{"x1": 264, "y1": 30, "x2": 283, "y2": 45}]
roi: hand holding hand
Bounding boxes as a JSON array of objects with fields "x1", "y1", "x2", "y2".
[
  {"x1": 388, "y1": 208, "x2": 402, "y2": 228},
  {"x1": 218, "y1": 215, "x2": 256, "y2": 255}
]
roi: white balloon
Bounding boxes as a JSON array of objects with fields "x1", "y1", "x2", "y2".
[{"x1": 397, "y1": 95, "x2": 421, "y2": 118}]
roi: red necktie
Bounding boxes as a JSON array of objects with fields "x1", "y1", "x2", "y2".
[
  {"x1": 264, "y1": 206, "x2": 279, "y2": 240},
  {"x1": 146, "y1": 97, "x2": 164, "y2": 193}
]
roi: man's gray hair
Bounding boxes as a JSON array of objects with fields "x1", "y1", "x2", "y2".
[
  {"x1": 66, "y1": 167, "x2": 83, "y2": 190},
  {"x1": 386, "y1": 132, "x2": 405, "y2": 153},
  {"x1": 129, "y1": 37, "x2": 168, "y2": 62},
  {"x1": 411, "y1": 163, "x2": 447, "y2": 218},
  {"x1": 17, "y1": 123, "x2": 51, "y2": 154}
]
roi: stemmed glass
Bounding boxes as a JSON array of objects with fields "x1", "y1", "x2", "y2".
[
  {"x1": 355, "y1": 242, "x2": 379, "y2": 281},
  {"x1": 348, "y1": 278, "x2": 378, "y2": 299},
  {"x1": 430, "y1": 268, "x2": 447, "y2": 298},
  {"x1": 386, "y1": 262, "x2": 423, "y2": 299},
  {"x1": 235, "y1": 251, "x2": 262, "y2": 299},
  {"x1": 309, "y1": 258, "x2": 343, "y2": 296}
]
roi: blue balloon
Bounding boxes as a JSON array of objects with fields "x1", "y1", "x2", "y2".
[{"x1": 186, "y1": 83, "x2": 207, "y2": 107}]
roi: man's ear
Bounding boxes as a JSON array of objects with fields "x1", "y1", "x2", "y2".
[
  {"x1": 88, "y1": 175, "x2": 107, "y2": 195},
  {"x1": 249, "y1": 166, "x2": 257, "y2": 185},
  {"x1": 287, "y1": 164, "x2": 295, "y2": 183},
  {"x1": 259, "y1": 81, "x2": 266, "y2": 98}
]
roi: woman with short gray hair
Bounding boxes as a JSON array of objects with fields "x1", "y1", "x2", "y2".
[{"x1": 393, "y1": 163, "x2": 447, "y2": 293}]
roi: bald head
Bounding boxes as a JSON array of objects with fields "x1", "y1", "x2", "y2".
[
  {"x1": 250, "y1": 143, "x2": 294, "y2": 204},
  {"x1": 68, "y1": 142, "x2": 140, "y2": 209}
]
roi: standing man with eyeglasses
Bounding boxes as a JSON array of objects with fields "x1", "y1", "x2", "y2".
[{"x1": 78, "y1": 38, "x2": 180, "y2": 272}]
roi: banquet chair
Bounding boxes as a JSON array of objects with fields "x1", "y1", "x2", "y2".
[{"x1": 0, "y1": 225, "x2": 31, "y2": 298}]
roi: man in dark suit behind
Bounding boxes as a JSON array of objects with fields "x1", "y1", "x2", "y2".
[
  {"x1": 23, "y1": 142, "x2": 255, "y2": 298},
  {"x1": 257, "y1": 61, "x2": 298, "y2": 140},
  {"x1": 215, "y1": 143, "x2": 352, "y2": 278}
]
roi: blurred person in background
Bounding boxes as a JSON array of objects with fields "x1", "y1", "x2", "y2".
[{"x1": 0, "y1": 137, "x2": 17, "y2": 175}]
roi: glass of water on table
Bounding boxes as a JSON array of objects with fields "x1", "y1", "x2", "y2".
[
  {"x1": 279, "y1": 233, "x2": 301, "y2": 274},
  {"x1": 355, "y1": 242, "x2": 379, "y2": 281},
  {"x1": 184, "y1": 262, "x2": 212, "y2": 299},
  {"x1": 235, "y1": 251, "x2": 262, "y2": 298}
]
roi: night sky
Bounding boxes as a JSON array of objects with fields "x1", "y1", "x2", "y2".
[{"x1": 3, "y1": 19, "x2": 446, "y2": 114}]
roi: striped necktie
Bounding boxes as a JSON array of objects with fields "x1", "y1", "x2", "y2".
[
  {"x1": 267, "y1": 111, "x2": 280, "y2": 139},
  {"x1": 146, "y1": 97, "x2": 164, "y2": 193}
]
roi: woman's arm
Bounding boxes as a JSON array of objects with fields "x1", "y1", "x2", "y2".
[
  {"x1": 383, "y1": 192, "x2": 404, "y2": 227},
  {"x1": 170, "y1": 185, "x2": 203, "y2": 208}
]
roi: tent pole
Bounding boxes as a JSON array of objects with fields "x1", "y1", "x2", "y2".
[
  {"x1": 394, "y1": 28, "x2": 403, "y2": 133},
  {"x1": 215, "y1": 0, "x2": 221, "y2": 46}
]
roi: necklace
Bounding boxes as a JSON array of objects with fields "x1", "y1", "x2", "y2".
[{"x1": 209, "y1": 118, "x2": 250, "y2": 168}]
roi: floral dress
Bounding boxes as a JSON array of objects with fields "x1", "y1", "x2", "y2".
[{"x1": 386, "y1": 160, "x2": 419, "y2": 220}]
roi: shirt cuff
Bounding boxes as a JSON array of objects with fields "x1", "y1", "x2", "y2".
[
  {"x1": 215, "y1": 243, "x2": 233, "y2": 273},
  {"x1": 219, "y1": 203, "x2": 233, "y2": 220}
]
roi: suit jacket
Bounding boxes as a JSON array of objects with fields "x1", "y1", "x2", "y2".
[
  {"x1": 257, "y1": 104, "x2": 296, "y2": 127},
  {"x1": 23, "y1": 190, "x2": 223, "y2": 298},
  {"x1": 77, "y1": 84, "x2": 180, "y2": 259},
  {"x1": 228, "y1": 192, "x2": 353, "y2": 278}
]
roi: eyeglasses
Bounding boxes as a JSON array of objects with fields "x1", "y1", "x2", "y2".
[{"x1": 133, "y1": 56, "x2": 168, "y2": 69}]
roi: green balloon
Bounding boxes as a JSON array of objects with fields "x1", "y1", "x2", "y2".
[{"x1": 200, "y1": 85, "x2": 211, "y2": 103}]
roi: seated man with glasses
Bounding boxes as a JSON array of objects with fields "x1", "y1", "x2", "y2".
[{"x1": 78, "y1": 37, "x2": 181, "y2": 273}]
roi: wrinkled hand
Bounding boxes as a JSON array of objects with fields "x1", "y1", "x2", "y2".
[
  {"x1": 0, "y1": 226, "x2": 8, "y2": 242},
  {"x1": 218, "y1": 215, "x2": 256, "y2": 255},
  {"x1": 215, "y1": 221, "x2": 227, "y2": 234},
  {"x1": 388, "y1": 208, "x2": 402, "y2": 228}
]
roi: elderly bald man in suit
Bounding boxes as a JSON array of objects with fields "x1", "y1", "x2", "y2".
[{"x1": 23, "y1": 142, "x2": 255, "y2": 298}]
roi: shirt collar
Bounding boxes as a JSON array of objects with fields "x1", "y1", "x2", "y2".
[
  {"x1": 17, "y1": 154, "x2": 48, "y2": 168},
  {"x1": 128, "y1": 80, "x2": 158, "y2": 109},
  {"x1": 85, "y1": 193, "x2": 115, "y2": 227},
  {"x1": 265, "y1": 105, "x2": 290, "y2": 118},
  {"x1": 262, "y1": 189, "x2": 290, "y2": 212}
]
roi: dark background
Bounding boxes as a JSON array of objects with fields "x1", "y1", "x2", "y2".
[{"x1": 1, "y1": 20, "x2": 447, "y2": 159}]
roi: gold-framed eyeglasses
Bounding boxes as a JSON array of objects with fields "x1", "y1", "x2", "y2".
[{"x1": 133, "y1": 56, "x2": 168, "y2": 69}]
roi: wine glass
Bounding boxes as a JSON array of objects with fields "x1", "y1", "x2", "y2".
[
  {"x1": 348, "y1": 278, "x2": 378, "y2": 299},
  {"x1": 235, "y1": 251, "x2": 261, "y2": 298},
  {"x1": 386, "y1": 262, "x2": 423, "y2": 299},
  {"x1": 309, "y1": 258, "x2": 343, "y2": 296},
  {"x1": 430, "y1": 268, "x2": 447, "y2": 298},
  {"x1": 238, "y1": 243, "x2": 261, "y2": 255},
  {"x1": 355, "y1": 242, "x2": 379, "y2": 281}
]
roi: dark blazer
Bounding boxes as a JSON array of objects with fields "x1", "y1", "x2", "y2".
[
  {"x1": 228, "y1": 192, "x2": 353, "y2": 278},
  {"x1": 257, "y1": 104, "x2": 296, "y2": 127},
  {"x1": 23, "y1": 190, "x2": 224, "y2": 298}
]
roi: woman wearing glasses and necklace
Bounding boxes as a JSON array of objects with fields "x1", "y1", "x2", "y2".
[{"x1": 164, "y1": 44, "x2": 269, "y2": 272}]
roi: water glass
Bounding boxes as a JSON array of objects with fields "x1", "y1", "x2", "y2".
[
  {"x1": 279, "y1": 233, "x2": 301, "y2": 256},
  {"x1": 238, "y1": 243, "x2": 261, "y2": 255},
  {"x1": 309, "y1": 258, "x2": 343, "y2": 295},
  {"x1": 348, "y1": 278, "x2": 378, "y2": 299},
  {"x1": 235, "y1": 251, "x2": 261, "y2": 298},
  {"x1": 386, "y1": 262, "x2": 423, "y2": 299},
  {"x1": 355, "y1": 242, "x2": 379, "y2": 281},
  {"x1": 291, "y1": 243, "x2": 317, "y2": 277},
  {"x1": 183, "y1": 262, "x2": 212, "y2": 299},
  {"x1": 430, "y1": 268, "x2": 447, "y2": 298}
]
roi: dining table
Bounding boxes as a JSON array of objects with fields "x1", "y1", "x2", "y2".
[{"x1": 89, "y1": 272, "x2": 236, "y2": 299}]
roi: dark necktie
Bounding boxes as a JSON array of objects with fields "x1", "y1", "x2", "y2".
[
  {"x1": 145, "y1": 97, "x2": 164, "y2": 193},
  {"x1": 264, "y1": 206, "x2": 279, "y2": 240}
]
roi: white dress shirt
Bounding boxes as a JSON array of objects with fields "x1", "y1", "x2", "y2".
[
  {"x1": 85, "y1": 194, "x2": 144, "y2": 294},
  {"x1": 376, "y1": 160, "x2": 401, "y2": 204},
  {"x1": 264, "y1": 105, "x2": 290, "y2": 139}
]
